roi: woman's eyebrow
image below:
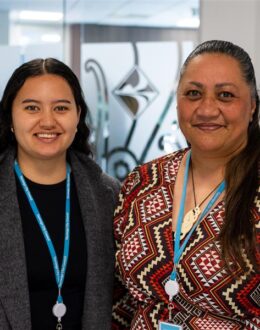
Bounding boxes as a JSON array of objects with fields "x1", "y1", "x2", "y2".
[
  {"x1": 21, "y1": 98, "x2": 40, "y2": 103},
  {"x1": 21, "y1": 98, "x2": 72, "y2": 104},
  {"x1": 215, "y1": 82, "x2": 237, "y2": 88},
  {"x1": 186, "y1": 81, "x2": 203, "y2": 88}
]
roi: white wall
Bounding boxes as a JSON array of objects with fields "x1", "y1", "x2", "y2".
[
  {"x1": 200, "y1": 0, "x2": 260, "y2": 89},
  {"x1": 0, "y1": 11, "x2": 9, "y2": 44}
]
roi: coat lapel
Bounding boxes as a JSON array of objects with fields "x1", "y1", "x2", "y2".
[
  {"x1": 0, "y1": 150, "x2": 31, "y2": 329},
  {"x1": 69, "y1": 151, "x2": 116, "y2": 329},
  {"x1": 0, "y1": 149, "x2": 117, "y2": 329}
]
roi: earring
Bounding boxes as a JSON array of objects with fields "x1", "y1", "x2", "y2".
[{"x1": 11, "y1": 127, "x2": 14, "y2": 132}]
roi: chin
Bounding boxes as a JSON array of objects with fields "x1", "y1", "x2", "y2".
[
  {"x1": 33, "y1": 150, "x2": 66, "y2": 161},
  {"x1": 191, "y1": 143, "x2": 225, "y2": 154}
]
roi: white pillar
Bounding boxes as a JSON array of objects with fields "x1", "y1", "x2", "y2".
[
  {"x1": 0, "y1": 11, "x2": 9, "y2": 44},
  {"x1": 200, "y1": 0, "x2": 260, "y2": 89}
]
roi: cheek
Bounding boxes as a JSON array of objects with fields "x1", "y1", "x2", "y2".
[
  {"x1": 12, "y1": 110, "x2": 34, "y2": 129},
  {"x1": 177, "y1": 106, "x2": 192, "y2": 125},
  {"x1": 11, "y1": 111, "x2": 19, "y2": 128},
  {"x1": 177, "y1": 98, "x2": 193, "y2": 118},
  {"x1": 176, "y1": 102, "x2": 184, "y2": 121},
  {"x1": 227, "y1": 106, "x2": 252, "y2": 124},
  {"x1": 12, "y1": 118, "x2": 25, "y2": 132},
  {"x1": 13, "y1": 119, "x2": 34, "y2": 132},
  {"x1": 64, "y1": 117, "x2": 79, "y2": 133}
]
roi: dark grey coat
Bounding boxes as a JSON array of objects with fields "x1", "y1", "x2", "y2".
[{"x1": 0, "y1": 148, "x2": 120, "y2": 330}]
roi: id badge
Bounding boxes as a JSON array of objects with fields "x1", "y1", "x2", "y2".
[{"x1": 158, "y1": 321, "x2": 182, "y2": 330}]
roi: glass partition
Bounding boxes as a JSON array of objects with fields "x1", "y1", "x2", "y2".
[
  {"x1": 72, "y1": 0, "x2": 200, "y2": 180},
  {"x1": 81, "y1": 41, "x2": 193, "y2": 180},
  {"x1": 0, "y1": 0, "x2": 200, "y2": 179},
  {"x1": 0, "y1": 1, "x2": 64, "y2": 98}
]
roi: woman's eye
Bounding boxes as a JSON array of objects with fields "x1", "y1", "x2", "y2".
[
  {"x1": 25, "y1": 105, "x2": 38, "y2": 111},
  {"x1": 185, "y1": 90, "x2": 201, "y2": 99},
  {"x1": 55, "y1": 105, "x2": 68, "y2": 112},
  {"x1": 219, "y1": 91, "x2": 234, "y2": 100}
]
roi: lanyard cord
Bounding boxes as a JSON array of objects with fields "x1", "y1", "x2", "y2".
[
  {"x1": 190, "y1": 159, "x2": 222, "y2": 208},
  {"x1": 171, "y1": 151, "x2": 225, "y2": 281},
  {"x1": 14, "y1": 160, "x2": 71, "y2": 304}
]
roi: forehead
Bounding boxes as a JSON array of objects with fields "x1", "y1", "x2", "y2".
[
  {"x1": 15, "y1": 74, "x2": 74, "y2": 99},
  {"x1": 180, "y1": 53, "x2": 245, "y2": 84},
  {"x1": 22, "y1": 74, "x2": 70, "y2": 89}
]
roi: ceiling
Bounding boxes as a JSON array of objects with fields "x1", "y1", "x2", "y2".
[{"x1": 0, "y1": 0, "x2": 200, "y2": 28}]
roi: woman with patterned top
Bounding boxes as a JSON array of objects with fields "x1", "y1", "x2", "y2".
[{"x1": 112, "y1": 40, "x2": 260, "y2": 330}]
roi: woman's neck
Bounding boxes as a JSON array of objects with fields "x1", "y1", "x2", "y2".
[
  {"x1": 180, "y1": 149, "x2": 230, "y2": 201},
  {"x1": 189, "y1": 140, "x2": 246, "y2": 179},
  {"x1": 189, "y1": 152, "x2": 227, "y2": 182},
  {"x1": 16, "y1": 154, "x2": 67, "y2": 184}
]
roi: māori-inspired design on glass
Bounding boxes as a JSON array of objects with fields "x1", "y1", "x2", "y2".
[
  {"x1": 113, "y1": 65, "x2": 158, "y2": 118},
  {"x1": 158, "y1": 121, "x2": 182, "y2": 154},
  {"x1": 84, "y1": 59, "x2": 109, "y2": 169},
  {"x1": 83, "y1": 42, "x2": 190, "y2": 181},
  {"x1": 106, "y1": 147, "x2": 139, "y2": 182}
]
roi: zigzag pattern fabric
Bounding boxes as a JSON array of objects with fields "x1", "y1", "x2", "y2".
[{"x1": 112, "y1": 149, "x2": 260, "y2": 330}]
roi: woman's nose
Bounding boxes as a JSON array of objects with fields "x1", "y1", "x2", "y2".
[
  {"x1": 196, "y1": 96, "x2": 220, "y2": 118},
  {"x1": 39, "y1": 109, "x2": 56, "y2": 128}
]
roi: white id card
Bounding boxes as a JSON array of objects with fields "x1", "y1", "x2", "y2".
[{"x1": 158, "y1": 321, "x2": 182, "y2": 330}]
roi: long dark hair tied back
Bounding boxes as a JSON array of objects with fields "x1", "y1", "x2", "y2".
[{"x1": 180, "y1": 40, "x2": 260, "y2": 272}]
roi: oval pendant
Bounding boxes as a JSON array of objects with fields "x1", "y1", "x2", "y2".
[
  {"x1": 52, "y1": 302, "x2": 67, "y2": 318},
  {"x1": 165, "y1": 279, "x2": 179, "y2": 298},
  {"x1": 181, "y1": 206, "x2": 201, "y2": 239}
]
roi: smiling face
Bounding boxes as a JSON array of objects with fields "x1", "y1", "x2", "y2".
[
  {"x1": 177, "y1": 53, "x2": 256, "y2": 159},
  {"x1": 12, "y1": 74, "x2": 80, "y2": 164}
]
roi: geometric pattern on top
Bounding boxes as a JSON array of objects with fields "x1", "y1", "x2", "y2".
[{"x1": 112, "y1": 148, "x2": 260, "y2": 329}]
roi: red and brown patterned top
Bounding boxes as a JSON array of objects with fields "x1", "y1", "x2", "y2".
[{"x1": 112, "y1": 149, "x2": 260, "y2": 330}]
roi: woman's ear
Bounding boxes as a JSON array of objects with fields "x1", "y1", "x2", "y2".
[
  {"x1": 77, "y1": 107, "x2": 81, "y2": 124},
  {"x1": 250, "y1": 99, "x2": 256, "y2": 122}
]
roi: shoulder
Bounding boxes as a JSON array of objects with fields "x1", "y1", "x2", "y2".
[
  {"x1": 101, "y1": 172, "x2": 121, "y2": 195},
  {"x1": 0, "y1": 147, "x2": 16, "y2": 165},
  {"x1": 0, "y1": 148, "x2": 16, "y2": 194},
  {"x1": 68, "y1": 149, "x2": 120, "y2": 196},
  {"x1": 140, "y1": 147, "x2": 187, "y2": 173},
  {"x1": 113, "y1": 148, "x2": 188, "y2": 230},
  {"x1": 120, "y1": 148, "x2": 188, "y2": 197},
  {"x1": 68, "y1": 149, "x2": 102, "y2": 176}
]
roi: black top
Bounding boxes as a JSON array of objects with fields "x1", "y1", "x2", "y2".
[{"x1": 16, "y1": 173, "x2": 87, "y2": 330}]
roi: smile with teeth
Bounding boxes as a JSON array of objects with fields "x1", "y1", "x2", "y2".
[{"x1": 36, "y1": 133, "x2": 60, "y2": 138}]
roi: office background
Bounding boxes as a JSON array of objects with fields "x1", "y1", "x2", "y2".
[{"x1": 0, "y1": 0, "x2": 259, "y2": 180}]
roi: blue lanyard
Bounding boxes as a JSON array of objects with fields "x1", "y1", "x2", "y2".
[
  {"x1": 14, "y1": 160, "x2": 71, "y2": 304},
  {"x1": 170, "y1": 150, "x2": 225, "y2": 281}
]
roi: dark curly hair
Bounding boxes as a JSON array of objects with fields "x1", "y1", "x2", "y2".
[{"x1": 0, "y1": 57, "x2": 92, "y2": 155}]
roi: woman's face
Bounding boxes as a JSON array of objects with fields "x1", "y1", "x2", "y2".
[
  {"x1": 12, "y1": 74, "x2": 80, "y2": 163},
  {"x1": 177, "y1": 53, "x2": 255, "y2": 158}
]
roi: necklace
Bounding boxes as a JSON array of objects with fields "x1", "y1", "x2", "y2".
[{"x1": 180, "y1": 159, "x2": 222, "y2": 239}]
